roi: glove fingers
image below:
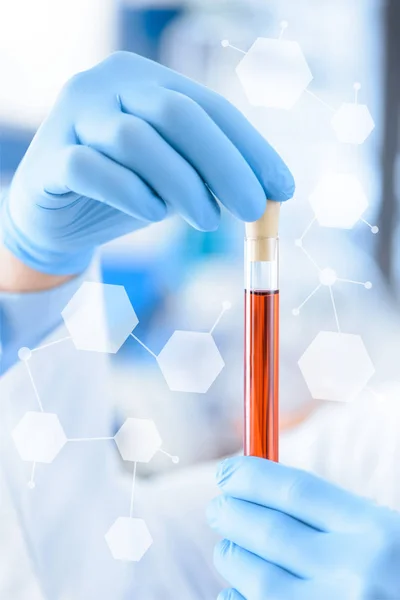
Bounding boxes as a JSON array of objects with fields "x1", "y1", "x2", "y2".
[
  {"x1": 216, "y1": 456, "x2": 371, "y2": 532},
  {"x1": 98, "y1": 52, "x2": 295, "y2": 204},
  {"x1": 214, "y1": 539, "x2": 302, "y2": 600},
  {"x1": 45, "y1": 144, "x2": 167, "y2": 222},
  {"x1": 76, "y1": 111, "x2": 220, "y2": 231},
  {"x1": 165, "y1": 74, "x2": 296, "y2": 203},
  {"x1": 121, "y1": 86, "x2": 267, "y2": 222},
  {"x1": 217, "y1": 588, "x2": 245, "y2": 600},
  {"x1": 208, "y1": 495, "x2": 324, "y2": 578}
]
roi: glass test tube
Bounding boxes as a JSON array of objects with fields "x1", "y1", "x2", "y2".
[{"x1": 244, "y1": 236, "x2": 279, "y2": 461}]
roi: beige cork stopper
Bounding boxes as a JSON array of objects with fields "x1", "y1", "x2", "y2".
[{"x1": 245, "y1": 200, "x2": 280, "y2": 261}]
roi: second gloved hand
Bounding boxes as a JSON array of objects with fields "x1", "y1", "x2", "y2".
[
  {"x1": 208, "y1": 457, "x2": 400, "y2": 600},
  {"x1": 1, "y1": 52, "x2": 294, "y2": 275}
]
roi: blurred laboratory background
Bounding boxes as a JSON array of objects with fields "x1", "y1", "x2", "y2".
[{"x1": 1, "y1": 0, "x2": 400, "y2": 474}]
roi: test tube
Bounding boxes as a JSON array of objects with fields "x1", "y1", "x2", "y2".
[{"x1": 244, "y1": 200, "x2": 280, "y2": 461}]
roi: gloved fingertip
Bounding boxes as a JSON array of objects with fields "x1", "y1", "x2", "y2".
[
  {"x1": 267, "y1": 167, "x2": 296, "y2": 202},
  {"x1": 273, "y1": 185, "x2": 296, "y2": 202},
  {"x1": 190, "y1": 212, "x2": 220, "y2": 233},
  {"x1": 233, "y1": 183, "x2": 267, "y2": 223},
  {"x1": 216, "y1": 457, "x2": 241, "y2": 486},
  {"x1": 214, "y1": 538, "x2": 235, "y2": 565},
  {"x1": 206, "y1": 495, "x2": 225, "y2": 528},
  {"x1": 146, "y1": 199, "x2": 168, "y2": 223}
]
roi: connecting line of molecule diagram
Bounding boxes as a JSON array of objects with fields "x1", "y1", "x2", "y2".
[
  {"x1": 221, "y1": 20, "x2": 376, "y2": 144},
  {"x1": 292, "y1": 217, "x2": 373, "y2": 332},
  {"x1": 293, "y1": 216, "x2": 381, "y2": 406},
  {"x1": 13, "y1": 287, "x2": 232, "y2": 562},
  {"x1": 221, "y1": 19, "x2": 382, "y2": 406}
]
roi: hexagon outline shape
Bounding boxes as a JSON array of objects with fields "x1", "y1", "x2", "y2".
[
  {"x1": 331, "y1": 103, "x2": 375, "y2": 145},
  {"x1": 12, "y1": 411, "x2": 67, "y2": 463},
  {"x1": 236, "y1": 37, "x2": 313, "y2": 110},
  {"x1": 114, "y1": 418, "x2": 162, "y2": 463},
  {"x1": 61, "y1": 282, "x2": 139, "y2": 354},
  {"x1": 298, "y1": 331, "x2": 375, "y2": 402},
  {"x1": 156, "y1": 330, "x2": 225, "y2": 394},
  {"x1": 309, "y1": 173, "x2": 368, "y2": 229},
  {"x1": 105, "y1": 517, "x2": 153, "y2": 562}
]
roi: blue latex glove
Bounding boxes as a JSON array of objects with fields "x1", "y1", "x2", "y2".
[
  {"x1": 0, "y1": 51, "x2": 294, "y2": 275},
  {"x1": 208, "y1": 457, "x2": 400, "y2": 600}
]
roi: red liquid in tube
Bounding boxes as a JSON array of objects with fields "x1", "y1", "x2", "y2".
[{"x1": 244, "y1": 290, "x2": 279, "y2": 461}]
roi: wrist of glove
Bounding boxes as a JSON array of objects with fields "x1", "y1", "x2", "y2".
[{"x1": 1, "y1": 189, "x2": 94, "y2": 275}]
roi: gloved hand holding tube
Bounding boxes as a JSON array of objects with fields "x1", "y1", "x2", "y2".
[
  {"x1": 0, "y1": 51, "x2": 295, "y2": 277},
  {"x1": 209, "y1": 456, "x2": 400, "y2": 600}
]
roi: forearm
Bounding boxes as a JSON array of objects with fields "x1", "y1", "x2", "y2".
[{"x1": 0, "y1": 244, "x2": 73, "y2": 293}]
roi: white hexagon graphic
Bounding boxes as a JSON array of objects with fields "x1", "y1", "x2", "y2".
[
  {"x1": 331, "y1": 103, "x2": 375, "y2": 145},
  {"x1": 236, "y1": 37, "x2": 313, "y2": 109},
  {"x1": 62, "y1": 282, "x2": 138, "y2": 353},
  {"x1": 105, "y1": 517, "x2": 153, "y2": 562},
  {"x1": 309, "y1": 173, "x2": 368, "y2": 229},
  {"x1": 12, "y1": 412, "x2": 67, "y2": 463},
  {"x1": 114, "y1": 418, "x2": 162, "y2": 463},
  {"x1": 157, "y1": 331, "x2": 225, "y2": 394},
  {"x1": 298, "y1": 331, "x2": 375, "y2": 402}
]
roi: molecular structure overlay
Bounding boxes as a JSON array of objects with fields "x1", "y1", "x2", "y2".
[
  {"x1": 15, "y1": 281, "x2": 231, "y2": 562},
  {"x1": 12, "y1": 20, "x2": 383, "y2": 565},
  {"x1": 222, "y1": 21, "x2": 381, "y2": 404}
]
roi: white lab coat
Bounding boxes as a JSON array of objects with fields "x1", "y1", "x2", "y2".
[{"x1": 1, "y1": 316, "x2": 399, "y2": 599}]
